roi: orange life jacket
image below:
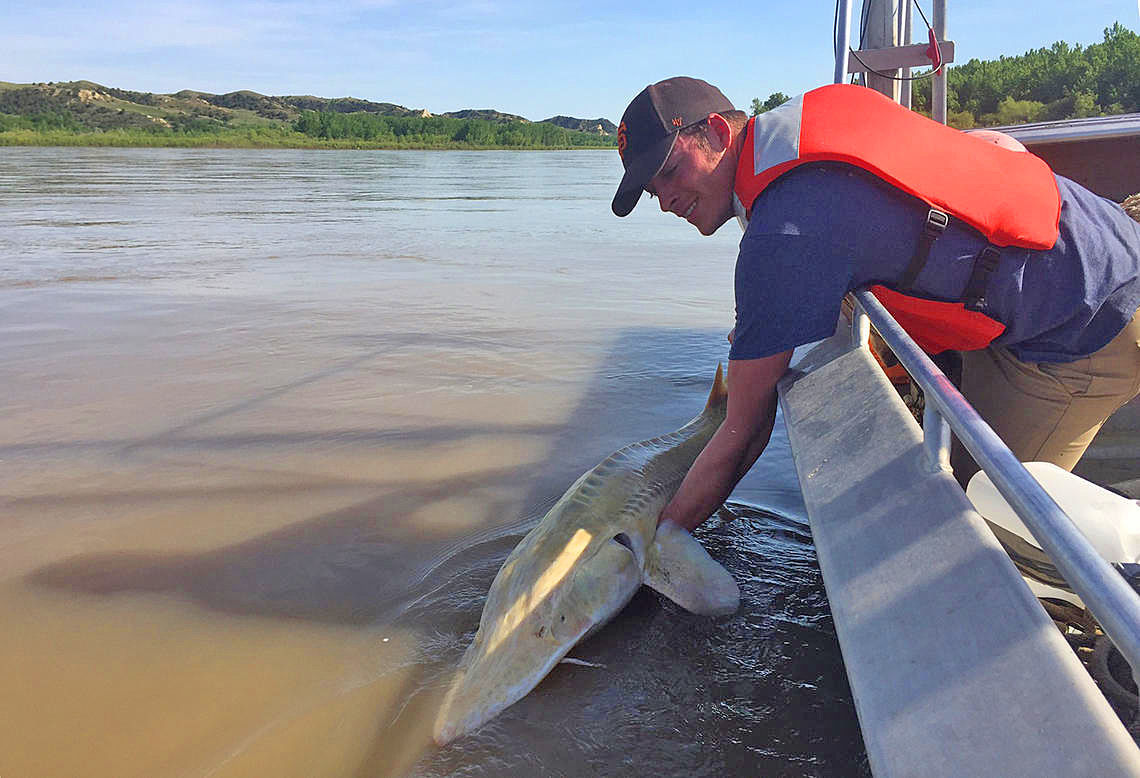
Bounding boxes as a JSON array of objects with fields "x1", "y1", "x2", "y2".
[{"x1": 732, "y1": 84, "x2": 1062, "y2": 353}]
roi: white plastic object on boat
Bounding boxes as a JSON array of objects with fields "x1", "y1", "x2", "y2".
[{"x1": 967, "y1": 462, "x2": 1140, "y2": 607}]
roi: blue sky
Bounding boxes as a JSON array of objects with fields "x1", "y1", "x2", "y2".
[{"x1": 2, "y1": 1, "x2": 1137, "y2": 122}]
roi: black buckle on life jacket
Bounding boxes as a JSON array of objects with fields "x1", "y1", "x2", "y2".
[
  {"x1": 962, "y1": 245, "x2": 1001, "y2": 313},
  {"x1": 900, "y1": 208, "x2": 950, "y2": 290},
  {"x1": 924, "y1": 208, "x2": 951, "y2": 236}
]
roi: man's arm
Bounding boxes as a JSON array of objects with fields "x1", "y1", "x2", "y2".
[{"x1": 658, "y1": 350, "x2": 794, "y2": 532}]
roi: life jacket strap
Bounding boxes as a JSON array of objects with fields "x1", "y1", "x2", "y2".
[
  {"x1": 962, "y1": 245, "x2": 1002, "y2": 313},
  {"x1": 900, "y1": 208, "x2": 949, "y2": 290}
]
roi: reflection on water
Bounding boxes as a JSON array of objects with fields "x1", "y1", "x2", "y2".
[{"x1": 0, "y1": 148, "x2": 864, "y2": 777}]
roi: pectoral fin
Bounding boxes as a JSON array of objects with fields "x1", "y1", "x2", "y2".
[{"x1": 642, "y1": 521, "x2": 740, "y2": 616}]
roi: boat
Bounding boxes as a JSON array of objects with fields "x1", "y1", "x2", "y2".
[{"x1": 774, "y1": 2, "x2": 1140, "y2": 774}]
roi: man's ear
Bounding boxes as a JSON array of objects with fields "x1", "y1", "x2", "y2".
[{"x1": 705, "y1": 113, "x2": 733, "y2": 153}]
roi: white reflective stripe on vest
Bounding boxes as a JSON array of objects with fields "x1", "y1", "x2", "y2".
[
  {"x1": 751, "y1": 93, "x2": 803, "y2": 173},
  {"x1": 733, "y1": 93, "x2": 804, "y2": 231}
]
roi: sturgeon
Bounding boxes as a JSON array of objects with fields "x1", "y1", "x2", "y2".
[{"x1": 433, "y1": 365, "x2": 739, "y2": 744}]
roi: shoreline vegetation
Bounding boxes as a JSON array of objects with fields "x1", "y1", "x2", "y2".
[
  {"x1": 0, "y1": 127, "x2": 617, "y2": 150},
  {"x1": 0, "y1": 110, "x2": 622, "y2": 149}
]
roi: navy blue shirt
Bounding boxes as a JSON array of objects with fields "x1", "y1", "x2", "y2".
[{"x1": 729, "y1": 162, "x2": 1140, "y2": 363}]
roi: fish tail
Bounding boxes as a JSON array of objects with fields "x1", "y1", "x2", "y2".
[{"x1": 704, "y1": 362, "x2": 728, "y2": 414}]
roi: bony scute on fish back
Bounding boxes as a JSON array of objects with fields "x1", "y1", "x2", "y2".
[{"x1": 433, "y1": 365, "x2": 737, "y2": 745}]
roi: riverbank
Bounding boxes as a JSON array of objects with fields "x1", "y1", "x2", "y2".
[{"x1": 0, "y1": 127, "x2": 616, "y2": 150}]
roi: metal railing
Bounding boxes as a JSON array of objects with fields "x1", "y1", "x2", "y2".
[{"x1": 852, "y1": 288, "x2": 1140, "y2": 675}]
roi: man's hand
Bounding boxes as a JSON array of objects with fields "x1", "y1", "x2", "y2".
[{"x1": 658, "y1": 350, "x2": 793, "y2": 532}]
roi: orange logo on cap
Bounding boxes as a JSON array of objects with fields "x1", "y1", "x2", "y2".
[
  {"x1": 617, "y1": 122, "x2": 628, "y2": 160},
  {"x1": 672, "y1": 117, "x2": 683, "y2": 127}
]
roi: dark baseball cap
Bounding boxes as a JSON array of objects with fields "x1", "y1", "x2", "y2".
[{"x1": 612, "y1": 76, "x2": 735, "y2": 217}]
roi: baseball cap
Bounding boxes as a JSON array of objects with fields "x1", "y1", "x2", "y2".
[{"x1": 611, "y1": 76, "x2": 735, "y2": 217}]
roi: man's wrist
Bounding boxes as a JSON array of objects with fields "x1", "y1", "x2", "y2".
[{"x1": 658, "y1": 512, "x2": 699, "y2": 533}]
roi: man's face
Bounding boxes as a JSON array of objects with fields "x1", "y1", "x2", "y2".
[{"x1": 645, "y1": 127, "x2": 734, "y2": 236}]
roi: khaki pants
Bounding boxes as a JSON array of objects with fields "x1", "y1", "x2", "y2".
[{"x1": 951, "y1": 305, "x2": 1140, "y2": 487}]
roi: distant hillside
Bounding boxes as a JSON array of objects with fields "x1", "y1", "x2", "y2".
[
  {"x1": 441, "y1": 108, "x2": 530, "y2": 123},
  {"x1": 0, "y1": 81, "x2": 437, "y2": 126},
  {"x1": 542, "y1": 116, "x2": 617, "y2": 135},
  {"x1": 0, "y1": 81, "x2": 186, "y2": 131},
  {"x1": 0, "y1": 79, "x2": 613, "y2": 137},
  {"x1": 0, "y1": 79, "x2": 617, "y2": 149}
]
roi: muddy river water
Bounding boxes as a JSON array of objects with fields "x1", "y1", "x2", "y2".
[{"x1": 0, "y1": 147, "x2": 867, "y2": 776}]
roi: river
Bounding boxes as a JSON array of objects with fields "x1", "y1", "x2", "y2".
[{"x1": 0, "y1": 147, "x2": 867, "y2": 776}]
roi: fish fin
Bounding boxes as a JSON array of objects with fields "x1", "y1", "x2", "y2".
[
  {"x1": 704, "y1": 363, "x2": 728, "y2": 415},
  {"x1": 559, "y1": 657, "x2": 607, "y2": 668},
  {"x1": 642, "y1": 521, "x2": 740, "y2": 616}
]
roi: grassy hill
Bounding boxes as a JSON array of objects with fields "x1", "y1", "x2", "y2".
[
  {"x1": 0, "y1": 80, "x2": 617, "y2": 149},
  {"x1": 541, "y1": 115, "x2": 617, "y2": 135}
]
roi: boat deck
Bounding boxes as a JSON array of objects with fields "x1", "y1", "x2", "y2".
[{"x1": 777, "y1": 326, "x2": 1140, "y2": 776}]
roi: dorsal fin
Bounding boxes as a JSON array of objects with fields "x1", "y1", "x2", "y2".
[{"x1": 704, "y1": 363, "x2": 728, "y2": 415}]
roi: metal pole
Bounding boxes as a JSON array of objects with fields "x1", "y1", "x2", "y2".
[
  {"x1": 864, "y1": 0, "x2": 901, "y2": 101},
  {"x1": 932, "y1": 0, "x2": 947, "y2": 123},
  {"x1": 923, "y1": 402, "x2": 951, "y2": 471},
  {"x1": 852, "y1": 301, "x2": 871, "y2": 347},
  {"x1": 899, "y1": 0, "x2": 913, "y2": 109},
  {"x1": 835, "y1": 0, "x2": 854, "y2": 84}
]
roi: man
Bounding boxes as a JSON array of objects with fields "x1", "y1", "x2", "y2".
[{"x1": 612, "y1": 76, "x2": 1140, "y2": 533}]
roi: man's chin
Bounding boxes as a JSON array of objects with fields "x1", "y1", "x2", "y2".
[{"x1": 696, "y1": 214, "x2": 732, "y2": 236}]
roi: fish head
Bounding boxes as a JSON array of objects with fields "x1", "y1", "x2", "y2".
[{"x1": 433, "y1": 531, "x2": 641, "y2": 745}]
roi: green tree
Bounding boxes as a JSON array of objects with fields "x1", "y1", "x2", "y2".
[
  {"x1": 751, "y1": 92, "x2": 791, "y2": 115},
  {"x1": 989, "y1": 97, "x2": 1046, "y2": 125},
  {"x1": 947, "y1": 110, "x2": 976, "y2": 129},
  {"x1": 909, "y1": 22, "x2": 1138, "y2": 125},
  {"x1": 287, "y1": 110, "x2": 614, "y2": 148},
  {"x1": 1094, "y1": 22, "x2": 1140, "y2": 113}
]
